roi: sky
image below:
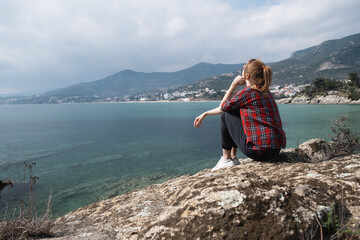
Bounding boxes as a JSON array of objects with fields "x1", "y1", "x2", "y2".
[{"x1": 0, "y1": 0, "x2": 360, "y2": 95}]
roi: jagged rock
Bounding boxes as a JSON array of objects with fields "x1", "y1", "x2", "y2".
[
  {"x1": 298, "y1": 138, "x2": 336, "y2": 163},
  {"x1": 264, "y1": 95, "x2": 358, "y2": 105},
  {"x1": 49, "y1": 140, "x2": 360, "y2": 240},
  {"x1": 0, "y1": 179, "x2": 14, "y2": 191},
  {"x1": 275, "y1": 98, "x2": 292, "y2": 104},
  {"x1": 291, "y1": 96, "x2": 311, "y2": 104},
  {"x1": 315, "y1": 95, "x2": 352, "y2": 104},
  {"x1": 350, "y1": 99, "x2": 360, "y2": 104},
  {"x1": 285, "y1": 94, "x2": 359, "y2": 104},
  {"x1": 328, "y1": 90, "x2": 339, "y2": 95},
  {"x1": 270, "y1": 139, "x2": 340, "y2": 163},
  {"x1": 275, "y1": 147, "x2": 310, "y2": 163},
  {"x1": 310, "y1": 97, "x2": 320, "y2": 104}
]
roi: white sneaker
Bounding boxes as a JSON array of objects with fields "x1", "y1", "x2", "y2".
[
  {"x1": 232, "y1": 157, "x2": 240, "y2": 165},
  {"x1": 211, "y1": 157, "x2": 235, "y2": 171}
]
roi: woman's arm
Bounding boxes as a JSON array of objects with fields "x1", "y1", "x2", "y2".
[
  {"x1": 194, "y1": 75, "x2": 245, "y2": 128},
  {"x1": 193, "y1": 106, "x2": 222, "y2": 128},
  {"x1": 220, "y1": 75, "x2": 246, "y2": 106}
]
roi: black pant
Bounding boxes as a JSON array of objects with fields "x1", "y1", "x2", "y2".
[{"x1": 221, "y1": 110, "x2": 280, "y2": 161}]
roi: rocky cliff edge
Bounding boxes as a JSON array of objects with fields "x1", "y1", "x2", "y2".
[
  {"x1": 276, "y1": 92, "x2": 360, "y2": 104},
  {"x1": 50, "y1": 139, "x2": 360, "y2": 239}
]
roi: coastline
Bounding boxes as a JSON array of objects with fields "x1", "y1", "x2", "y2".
[
  {"x1": 106, "y1": 99, "x2": 360, "y2": 104},
  {"x1": 2, "y1": 92, "x2": 360, "y2": 105},
  {"x1": 0, "y1": 100, "x2": 221, "y2": 105},
  {"x1": 85, "y1": 98, "x2": 360, "y2": 104},
  {"x1": 2, "y1": 98, "x2": 360, "y2": 104},
  {"x1": 275, "y1": 95, "x2": 360, "y2": 105}
]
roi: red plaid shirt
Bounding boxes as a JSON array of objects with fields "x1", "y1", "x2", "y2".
[{"x1": 221, "y1": 86, "x2": 286, "y2": 150}]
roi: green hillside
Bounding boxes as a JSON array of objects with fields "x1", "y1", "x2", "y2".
[
  {"x1": 177, "y1": 33, "x2": 360, "y2": 93},
  {"x1": 272, "y1": 33, "x2": 360, "y2": 85}
]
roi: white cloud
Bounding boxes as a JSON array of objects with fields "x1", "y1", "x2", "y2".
[
  {"x1": 164, "y1": 16, "x2": 187, "y2": 37},
  {"x1": 0, "y1": 0, "x2": 359, "y2": 94}
]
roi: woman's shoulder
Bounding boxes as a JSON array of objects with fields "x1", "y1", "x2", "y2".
[
  {"x1": 240, "y1": 86, "x2": 253, "y2": 93},
  {"x1": 241, "y1": 86, "x2": 263, "y2": 96},
  {"x1": 243, "y1": 88, "x2": 276, "y2": 102}
]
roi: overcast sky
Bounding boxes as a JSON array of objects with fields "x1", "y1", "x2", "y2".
[{"x1": 0, "y1": 0, "x2": 359, "y2": 95}]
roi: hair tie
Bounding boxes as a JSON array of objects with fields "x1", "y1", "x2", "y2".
[{"x1": 262, "y1": 65, "x2": 265, "y2": 69}]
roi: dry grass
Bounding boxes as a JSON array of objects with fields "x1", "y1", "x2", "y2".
[
  {"x1": 0, "y1": 216, "x2": 53, "y2": 239},
  {"x1": 330, "y1": 115, "x2": 360, "y2": 156},
  {"x1": 0, "y1": 163, "x2": 54, "y2": 239},
  {"x1": 0, "y1": 196, "x2": 54, "y2": 239}
]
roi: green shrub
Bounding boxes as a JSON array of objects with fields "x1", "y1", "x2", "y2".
[
  {"x1": 348, "y1": 73, "x2": 360, "y2": 88},
  {"x1": 304, "y1": 78, "x2": 342, "y2": 97},
  {"x1": 321, "y1": 201, "x2": 360, "y2": 240},
  {"x1": 347, "y1": 88, "x2": 360, "y2": 100},
  {"x1": 323, "y1": 202, "x2": 338, "y2": 233}
]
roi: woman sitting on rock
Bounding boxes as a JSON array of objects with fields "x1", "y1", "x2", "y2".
[{"x1": 194, "y1": 59, "x2": 286, "y2": 171}]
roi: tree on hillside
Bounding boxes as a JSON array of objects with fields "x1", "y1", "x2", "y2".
[
  {"x1": 348, "y1": 73, "x2": 360, "y2": 88},
  {"x1": 303, "y1": 73, "x2": 360, "y2": 100},
  {"x1": 304, "y1": 78, "x2": 341, "y2": 97},
  {"x1": 312, "y1": 78, "x2": 339, "y2": 90},
  {"x1": 346, "y1": 73, "x2": 360, "y2": 100}
]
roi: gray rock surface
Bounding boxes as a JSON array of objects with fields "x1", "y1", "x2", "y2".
[
  {"x1": 291, "y1": 95, "x2": 311, "y2": 104},
  {"x1": 315, "y1": 95, "x2": 352, "y2": 104},
  {"x1": 298, "y1": 138, "x2": 336, "y2": 163},
  {"x1": 49, "y1": 139, "x2": 360, "y2": 240},
  {"x1": 0, "y1": 179, "x2": 14, "y2": 191},
  {"x1": 278, "y1": 94, "x2": 359, "y2": 104},
  {"x1": 350, "y1": 99, "x2": 360, "y2": 104},
  {"x1": 275, "y1": 98, "x2": 292, "y2": 104},
  {"x1": 328, "y1": 90, "x2": 339, "y2": 95}
]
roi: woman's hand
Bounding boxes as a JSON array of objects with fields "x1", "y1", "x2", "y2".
[
  {"x1": 194, "y1": 107, "x2": 222, "y2": 128},
  {"x1": 194, "y1": 112, "x2": 207, "y2": 128},
  {"x1": 231, "y1": 75, "x2": 246, "y2": 87}
]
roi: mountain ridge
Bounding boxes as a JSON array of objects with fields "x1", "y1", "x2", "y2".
[
  {"x1": 175, "y1": 33, "x2": 360, "y2": 95},
  {"x1": 290, "y1": 33, "x2": 360, "y2": 59},
  {"x1": 3, "y1": 33, "x2": 360, "y2": 104},
  {"x1": 271, "y1": 33, "x2": 360, "y2": 84},
  {"x1": 45, "y1": 62, "x2": 244, "y2": 98}
]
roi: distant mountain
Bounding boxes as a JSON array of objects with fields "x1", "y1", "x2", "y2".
[
  {"x1": 45, "y1": 62, "x2": 243, "y2": 98},
  {"x1": 271, "y1": 33, "x2": 360, "y2": 85},
  {"x1": 177, "y1": 33, "x2": 360, "y2": 93},
  {"x1": 6, "y1": 33, "x2": 360, "y2": 104}
]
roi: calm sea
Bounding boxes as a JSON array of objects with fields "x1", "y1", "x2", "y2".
[{"x1": 0, "y1": 103, "x2": 360, "y2": 217}]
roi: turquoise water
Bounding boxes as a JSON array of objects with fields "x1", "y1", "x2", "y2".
[{"x1": 0, "y1": 103, "x2": 360, "y2": 217}]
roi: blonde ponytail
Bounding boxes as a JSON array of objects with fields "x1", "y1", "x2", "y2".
[
  {"x1": 260, "y1": 65, "x2": 272, "y2": 93},
  {"x1": 244, "y1": 59, "x2": 272, "y2": 94}
]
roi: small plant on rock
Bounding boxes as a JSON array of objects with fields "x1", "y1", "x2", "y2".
[
  {"x1": 319, "y1": 199, "x2": 360, "y2": 240},
  {"x1": 329, "y1": 115, "x2": 359, "y2": 156},
  {"x1": 323, "y1": 202, "x2": 339, "y2": 235}
]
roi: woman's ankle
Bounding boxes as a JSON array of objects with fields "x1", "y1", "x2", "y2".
[{"x1": 222, "y1": 149, "x2": 232, "y2": 159}]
